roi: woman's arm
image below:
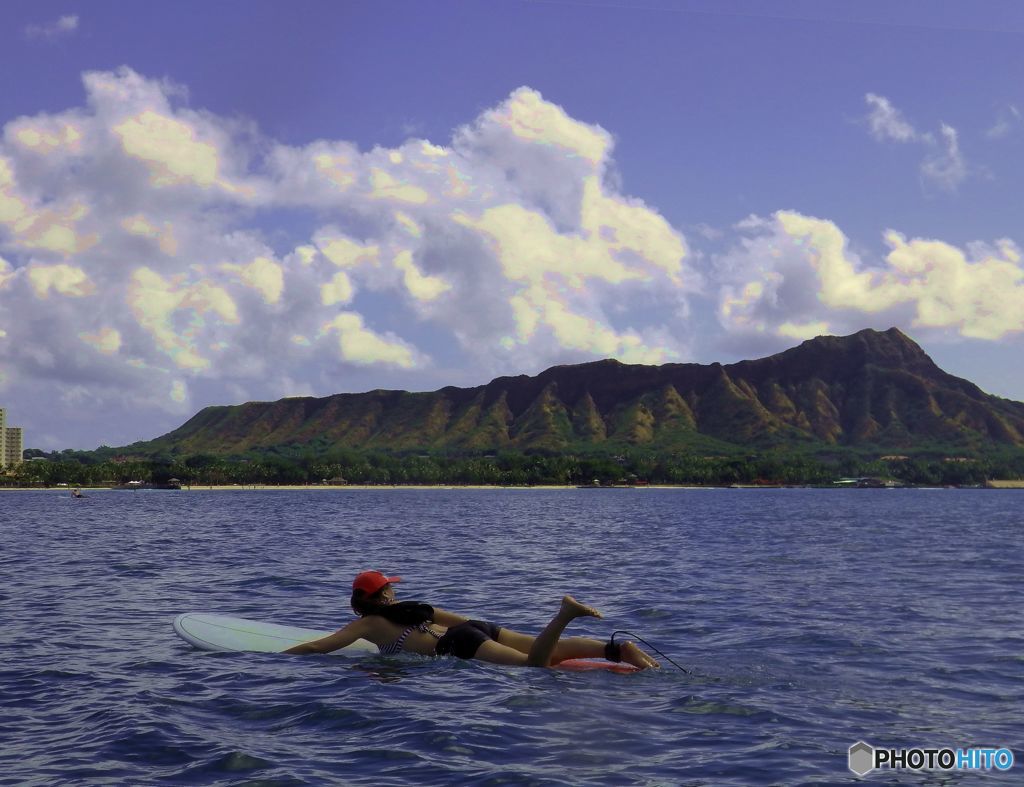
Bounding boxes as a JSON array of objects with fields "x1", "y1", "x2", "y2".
[
  {"x1": 283, "y1": 618, "x2": 370, "y2": 654},
  {"x1": 430, "y1": 607, "x2": 470, "y2": 627}
]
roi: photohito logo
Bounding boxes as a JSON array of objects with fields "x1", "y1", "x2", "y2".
[{"x1": 848, "y1": 741, "x2": 1014, "y2": 776}]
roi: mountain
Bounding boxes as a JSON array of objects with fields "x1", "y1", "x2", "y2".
[{"x1": 128, "y1": 328, "x2": 1024, "y2": 458}]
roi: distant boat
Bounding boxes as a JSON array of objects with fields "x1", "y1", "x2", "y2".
[{"x1": 110, "y1": 479, "x2": 182, "y2": 490}]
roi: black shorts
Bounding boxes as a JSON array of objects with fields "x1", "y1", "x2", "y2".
[{"x1": 435, "y1": 620, "x2": 503, "y2": 660}]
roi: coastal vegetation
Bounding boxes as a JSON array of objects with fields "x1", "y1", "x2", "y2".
[
  {"x1": 6, "y1": 446, "x2": 1024, "y2": 488},
  {"x1": 6, "y1": 328, "x2": 1024, "y2": 489}
]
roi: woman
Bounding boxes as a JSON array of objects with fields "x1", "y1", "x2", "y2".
[{"x1": 284, "y1": 570, "x2": 659, "y2": 669}]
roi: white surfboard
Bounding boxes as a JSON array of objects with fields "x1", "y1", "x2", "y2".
[
  {"x1": 173, "y1": 613, "x2": 378, "y2": 655},
  {"x1": 173, "y1": 612, "x2": 640, "y2": 672}
]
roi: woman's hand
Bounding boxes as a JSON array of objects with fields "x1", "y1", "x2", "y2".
[{"x1": 283, "y1": 618, "x2": 369, "y2": 654}]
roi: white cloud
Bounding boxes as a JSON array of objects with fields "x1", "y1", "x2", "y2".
[
  {"x1": 0, "y1": 70, "x2": 701, "y2": 447},
  {"x1": 320, "y1": 271, "x2": 354, "y2": 306},
  {"x1": 580, "y1": 177, "x2": 685, "y2": 285},
  {"x1": 368, "y1": 168, "x2": 431, "y2": 204},
  {"x1": 694, "y1": 222, "x2": 724, "y2": 241},
  {"x1": 114, "y1": 110, "x2": 221, "y2": 187},
  {"x1": 221, "y1": 256, "x2": 284, "y2": 305},
  {"x1": 453, "y1": 204, "x2": 636, "y2": 287},
  {"x1": 24, "y1": 15, "x2": 79, "y2": 40},
  {"x1": 863, "y1": 94, "x2": 969, "y2": 191},
  {"x1": 777, "y1": 320, "x2": 831, "y2": 341},
  {"x1": 316, "y1": 233, "x2": 380, "y2": 268},
  {"x1": 265, "y1": 139, "x2": 359, "y2": 205},
  {"x1": 122, "y1": 214, "x2": 178, "y2": 255},
  {"x1": 716, "y1": 211, "x2": 1024, "y2": 341},
  {"x1": 79, "y1": 327, "x2": 122, "y2": 355},
  {"x1": 320, "y1": 312, "x2": 421, "y2": 368},
  {"x1": 865, "y1": 93, "x2": 919, "y2": 142},
  {"x1": 920, "y1": 123, "x2": 966, "y2": 192},
  {"x1": 9, "y1": 67, "x2": 1020, "y2": 454},
  {"x1": 462, "y1": 87, "x2": 612, "y2": 166},
  {"x1": 450, "y1": 198, "x2": 686, "y2": 363},
  {"x1": 28, "y1": 263, "x2": 94, "y2": 298},
  {"x1": 111, "y1": 109, "x2": 256, "y2": 198},
  {"x1": 8, "y1": 118, "x2": 84, "y2": 155},
  {"x1": 986, "y1": 104, "x2": 1022, "y2": 139},
  {"x1": 393, "y1": 250, "x2": 450, "y2": 302},
  {"x1": 126, "y1": 267, "x2": 239, "y2": 370},
  {"x1": 83, "y1": 67, "x2": 183, "y2": 114},
  {"x1": 394, "y1": 211, "x2": 422, "y2": 238},
  {"x1": 883, "y1": 232, "x2": 1023, "y2": 338},
  {"x1": 0, "y1": 155, "x2": 96, "y2": 255},
  {"x1": 0, "y1": 255, "x2": 14, "y2": 288}
]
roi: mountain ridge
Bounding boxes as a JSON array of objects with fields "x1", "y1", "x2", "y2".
[{"x1": 127, "y1": 328, "x2": 1024, "y2": 457}]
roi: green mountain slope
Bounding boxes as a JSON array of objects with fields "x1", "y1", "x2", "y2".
[{"x1": 125, "y1": 328, "x2": 1024, "y2": 457}]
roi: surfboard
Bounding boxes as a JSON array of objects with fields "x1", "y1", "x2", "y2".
[
  {"x1": 173, "y1": 613, "x2": 377, "y2": 655},
  {"x1": 555, "y1": 658, "x2": 639, "y2": 673},
  {"x1": 172, "y1": 613, "x2": 638, "y2": 672}
]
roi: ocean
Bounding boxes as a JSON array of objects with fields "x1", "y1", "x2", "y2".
[{"x1": 1, "y1": 487, "x2": 1020, "y2": 785}]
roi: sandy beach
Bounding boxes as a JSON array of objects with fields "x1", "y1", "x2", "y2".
[{"x1": 0, "y1": 484, "x2": 580, "y2": 492}]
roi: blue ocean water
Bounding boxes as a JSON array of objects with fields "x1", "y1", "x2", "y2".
[{"x1": 0, "y1": 487, "x2": 1020, "y2": 785}]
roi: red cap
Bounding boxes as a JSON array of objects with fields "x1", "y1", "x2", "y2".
[{"x1": 352, "y1": 570, "x2": 402, "y2": 596}]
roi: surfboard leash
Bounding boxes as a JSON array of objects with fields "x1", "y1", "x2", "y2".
[{"x1": 610, "y1": 630, "x2": 691, "y2": 674}]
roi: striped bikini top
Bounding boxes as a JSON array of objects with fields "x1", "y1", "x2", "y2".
[{"x1": 378, "y1": 622, "x2": 442, "y2": 656}]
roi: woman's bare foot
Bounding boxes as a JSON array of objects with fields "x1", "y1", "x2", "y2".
[
  {"x1": 560, "y1": 595, "x2": 602, "y2": 620},
  {"x1": 620, "y1": 640, "x2": 660, "y2": 670}
]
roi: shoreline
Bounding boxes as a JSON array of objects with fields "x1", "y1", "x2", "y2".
[{"x1": 2, "y1": 482, "x2": 1021, "y2": 491}]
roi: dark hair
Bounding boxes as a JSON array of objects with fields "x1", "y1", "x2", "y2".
[{"x1": 351, "y1": 588, "x2": 433, "y2": 625}]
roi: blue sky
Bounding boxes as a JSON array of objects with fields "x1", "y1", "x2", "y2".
[{"x1": 2, "y1": 0, "x2": 1024, "y2": 450}]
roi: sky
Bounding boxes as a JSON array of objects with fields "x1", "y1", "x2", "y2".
[{"x1": 2, "y1": 0, "x2": 1024, "y2": 451}]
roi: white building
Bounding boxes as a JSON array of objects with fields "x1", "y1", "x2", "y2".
[{"x1": 0, "y1": 409, "x2": 25, "y2": 469}]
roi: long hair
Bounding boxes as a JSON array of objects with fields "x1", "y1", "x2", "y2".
[{"x1": 351, "y1": 589, "x2": 433, "y2": 625}]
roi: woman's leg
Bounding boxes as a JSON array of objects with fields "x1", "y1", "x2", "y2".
[
  {"x1": 525, "y1": 596, "x2": 600, "y2": 667},
  {"x1": 498, "y1": 626, "x2": 661, "y2": 669},
  {"x1": 472, "y1": 639, "x2": 530, "y2": 666},
  {"x1": 471, "y1": 596, "x2": 601, "y2": 668},
  {"x1": 498, "y1": 630, "x2": 602, "y2": 659}
]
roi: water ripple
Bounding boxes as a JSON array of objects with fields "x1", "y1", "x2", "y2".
[{"x1": 0, "y1": 489, "x2": 1020, "y2": 784}]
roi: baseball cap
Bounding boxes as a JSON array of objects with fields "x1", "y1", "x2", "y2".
[{"x1": 352, "y1": 570, "x2": 402, "y2": 596}]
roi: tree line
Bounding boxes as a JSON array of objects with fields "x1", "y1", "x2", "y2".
[{"x1": 5, "y1": 447, "x2": 1024, "y2": 488}]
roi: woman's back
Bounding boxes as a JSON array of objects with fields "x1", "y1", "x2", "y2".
[{"x1": 363, "y1": 614, "x2": 445, "y2": 656}]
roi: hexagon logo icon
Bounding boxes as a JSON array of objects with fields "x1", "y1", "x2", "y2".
[{"x1": 849, "y1": 741, "x2": 875, "y2": 776}]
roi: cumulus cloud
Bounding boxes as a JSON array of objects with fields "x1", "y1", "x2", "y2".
[
  {"x1": 79, "y1": 326, "x2": 122, "y2": 355},
  {"x1": 126, "y1": 267, "x2": 239, "y2": 370},
  {"x1": 0, "y1": 154, "x2": 96, "y2": 255},
  {"x1": 122, "y1": 214, "x2": 178, "y2": 255},
  {"x1": 28, "y1": 262, "x2": 94, "y2": 298},
  {"x1": 715, "y1": 211, "x2": 1024, "y2": 341},
  {"x1": 0, "y1": 70, "x2": 699, "y2": 447},
  {"x1": 5, "y1": 67, "x2": 1022, "y2": 452},
  {"x1": 393, "y1": 250, "x2": 450, "y2": 302},
  {"x1": 113, "y1": 110, "x2": 221, "y2": 187},
  {"x1": 221, "y1": 256, "x2": 284, "y2": 305},
  {"x1": 321, "y1": 312, "x2": 421, "y2": 368},
  {"x1": 458, "y1": 86, "x2": 612, "y2": 166},
  {"x1": 320, "y1": 271, "x2": 354, "y2": 306},
  {"x1": 0, "y1": 255, "x2": 13, "y2": 288}
]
